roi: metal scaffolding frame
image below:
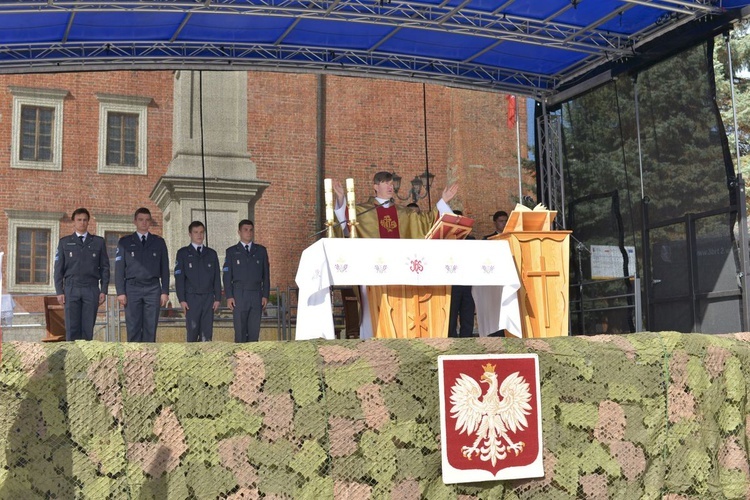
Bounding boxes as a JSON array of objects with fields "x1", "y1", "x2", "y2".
[
  {"x1": 0, "y1": 0, "x2": 739, "y2": 97},
  {"x1": 537, "y1": 110, "x2": 565, "y2": 229}
]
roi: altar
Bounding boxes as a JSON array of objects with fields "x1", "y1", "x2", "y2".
[{"x1": 294, "y1": 238, "x2": 522, "y2": 340}]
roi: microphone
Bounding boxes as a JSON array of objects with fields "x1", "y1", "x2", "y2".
[{"x1": 309, "y1": 198, "x2": 391, "y2": 238}]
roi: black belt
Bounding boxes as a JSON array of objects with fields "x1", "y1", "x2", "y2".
[
  {"x1": 127, "y1": 278, "x2": 160, "y2": 286},
  {"x1": 65, "y1": 280, "x2": 99, "y2": 287}
]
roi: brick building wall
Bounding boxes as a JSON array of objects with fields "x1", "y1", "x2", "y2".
[{"x1": 0, "y1": 70, "x2": 529, "y2": 312}]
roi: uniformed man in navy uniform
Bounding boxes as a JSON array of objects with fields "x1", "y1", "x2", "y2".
[
  {"x1": 53, "y1": 208, "x2": 110, "y2": 341},
  {"x1": 174, "y1": 221, "x2": 221, "y2": 342},
  {"x1": 223, "y1": 219, "x2": 270, "y2": 342},
  {"x1": 115, "y1": 207, "x2": 170, "y2": 342}
]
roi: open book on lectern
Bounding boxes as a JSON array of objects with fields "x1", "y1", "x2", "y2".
[
  {"x1": 504, "y1": 203, "x2": 556, "y2": 233},
  {"x1": 424, "y1": 213, "x2": 475, "y2": 240}
]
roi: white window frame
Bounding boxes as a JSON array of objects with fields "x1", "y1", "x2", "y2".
[
  {"x1": 5, "y1": 210, "x2": 63, "y2": 294},
  {"x1": 9, "y1": 86, "x2": 68, "y2": 171},
  {"x1": 94, "y1": 216, "x2": 134, "y2": 294},
  {"x1": 97, "y1": 93, "x2": 151, "y2": 175}
]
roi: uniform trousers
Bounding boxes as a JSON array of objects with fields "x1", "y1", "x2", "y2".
[
  {"x1": 232, "y1": 289, "x2": 263, "y2": 343},
  {"x1": 448, "y1": 285, "x2": 476, "y2": 338},
  {"x1": 185, "y1": 292, "x2": 214, "y2": 342},
  {"x1": 64, "y1": 283, "x2": 100, "y2": 341},
  {"x1": 125, "y1": 282, "x2": 161, "y2": 342}
]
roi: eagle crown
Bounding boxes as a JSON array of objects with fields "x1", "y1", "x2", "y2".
[{"x1": 482, "y1": 363, "x2": 496, "y2": 373}]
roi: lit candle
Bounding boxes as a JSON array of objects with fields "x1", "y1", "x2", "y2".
[
  {"x1": 324, "y1": 178, "x2": 333, "y2": 199},
  {"x1": 346, "y1": 179, "x2": 357, "y2": 222},
  {"x1": 324, "y1": 178, "x2": 334, "y2": 222}
]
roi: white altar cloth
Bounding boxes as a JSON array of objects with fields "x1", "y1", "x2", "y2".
[{"x1": 294, "y1": 239, "x2": 522, "y2": 340}]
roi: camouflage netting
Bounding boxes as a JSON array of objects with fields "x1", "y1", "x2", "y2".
[{"x1": 0, "y1": 332, "x2": 749, "y2": 499}]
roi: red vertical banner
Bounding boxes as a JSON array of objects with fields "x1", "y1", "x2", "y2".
[
  {"x1": 438, "y1": 354, "x2": 543, "y2": 483},
  {"x1": 506, "y1": 94, "x2": 517, "y2": 129}
]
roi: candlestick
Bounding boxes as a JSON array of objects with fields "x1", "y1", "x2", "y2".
[
  {"x1": 345, "y1": 178, "x2": 358, "y2": 238},
  {"x1": 324, "y1": 178, "x2": 335, "y2": 236}
]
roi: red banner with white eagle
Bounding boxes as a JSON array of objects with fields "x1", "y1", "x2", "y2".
[{"x1": 438, "y1": 354, "x2": 543, "y2": 483}]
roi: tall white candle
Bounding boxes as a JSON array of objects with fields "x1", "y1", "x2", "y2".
[
  {"x1": 324, "y1": 178, "x2": 334, "y2": 222},
  {"x1": 345, "y1": 178, "x2": 356, "y2": 221}
]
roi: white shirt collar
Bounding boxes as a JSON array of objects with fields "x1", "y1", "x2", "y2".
[
  {"x1": 136, "y1": 231, "x2": 149, "y2": 239},
  {"x1": 375, "y1": 197, "x2": 391, "y2": 207},
  {"x1": 75, "y1": 232, "x2": 89, "y2": 238},
  {"x1": 192, "y1": 243, "x2": 202, "y2": 251}
]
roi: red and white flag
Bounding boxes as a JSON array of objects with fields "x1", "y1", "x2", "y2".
[
  {"x1": 438, "y1": 354, "x2": 543, "y2": 483},
  {"x1": 506, "y1": 94, "x2": 517, "y2": 129}
]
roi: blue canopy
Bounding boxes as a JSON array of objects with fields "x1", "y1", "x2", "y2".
[{"x1": 1, "y1": 1, "x2": 749, "y2": 98}]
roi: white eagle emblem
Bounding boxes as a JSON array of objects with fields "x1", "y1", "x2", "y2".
[{"x1": 449, "y1": 363, "x2": 532, "y2": 466}]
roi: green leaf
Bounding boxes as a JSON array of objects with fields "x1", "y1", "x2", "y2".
[
  {"x1": 185, "y1": 463, "x2": 236, "y2": 499},
  {"x1": 294, "y1": 400, "x2": 327, "y2": 440},
  {"x1": 297, "y1": 477, "x2": 333, "y2": 500},
  {"x1": 215, "y1": 399, "x2": 263, "y2": 438},
  {"x1": 589, "y1": 442, "x2": 621, "y2": 477},
  {"x1": 182, "y1": 417, "x2": 218, "y2": 466},
  {"x1": 685, "y1": 357, "x2": 711, "y2": 397},
  {"x1": 717, "y1": 404, "x2": 742, "y2": 434},
  {"x1": 90, "y1": 428, "x2": 127, "y2": 475},
  {"x1": 553, "y1": 449, "x2": 581, "y2": 494},
  {"x1": 183, "y1": 348, "x2": 233, "y2": 387},
  {"x1": 361, "y1": 429, "x2": 397, "y2": 485},
  {"x1": 718, "y1": 469, "x2": 748, "y2": 499},
  {"x1": 290, "y1": 440, "x2": 328, "y2": 480},
  {"x1": 548, "y1": 341, "x2": 594, "y2": 380},
  {"x1": 246, "y1": 440, "x2": 296, "y2": 468},
  {"x1": 559, "y1": 403, "x2": 598, "y2": 430},
  {"x1": 324, "y1": 359, "x2": 376, "y2": 394},
  {"x1": 724, "y1": 357, "x2": 746, "y2": 402},
  {"x1": 177, "y1": 377, "x2": 228, "y2": 418}
]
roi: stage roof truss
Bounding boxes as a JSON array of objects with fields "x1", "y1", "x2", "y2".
[{"x1": 0, "y1": 0, "x2": 747, "y2": 98}]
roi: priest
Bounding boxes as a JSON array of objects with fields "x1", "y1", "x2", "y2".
[{"x1": 333, "y1": 171, "x2": 458, "y2": 238}]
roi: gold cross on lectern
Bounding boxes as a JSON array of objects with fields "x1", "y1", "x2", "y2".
[{"x1": 523, "y1": 256, "x2": 560, "y2": 328}]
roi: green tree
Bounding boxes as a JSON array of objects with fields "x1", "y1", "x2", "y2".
[{"x1": 715, "y1": 21, "x2": 750, "y2": 179}]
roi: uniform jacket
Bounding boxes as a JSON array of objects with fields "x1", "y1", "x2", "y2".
[
  {"x1": 54, "y1": 233, "x2": 110, "y2": 294},
  {"x1": 174, "y1": 245, "x2": 222, "y2": 302},
  {"x1": 115, "y1": 233, "x2": 170, "y2": 295},
  {"x1": 222, "y1": 242, "x2": 270, "y2": 300}
]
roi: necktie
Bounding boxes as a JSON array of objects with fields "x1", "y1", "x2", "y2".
[
  {"x1": 141, "y1": 235, "x2": 147, "y2": 246},
  {"x1": 245, "y1": 244, "x2": 250, "y2": 254},
  {"x1": 78, "y1": 235, "x2": 85, "y2": 244},
  {"x1": 197, "y1": 246, "x2": 202, "y2": 255}
]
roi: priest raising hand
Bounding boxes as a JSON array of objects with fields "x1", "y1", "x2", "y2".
[{"x1": 333, "y1": 171, "x2": 457, "y2": 239}]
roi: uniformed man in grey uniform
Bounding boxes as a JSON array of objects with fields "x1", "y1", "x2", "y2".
[
  {"x1": 115, "y1": 207, "x2": 170, "y2": 342},
  {"x1": 223, "y1": 219, "x2": 270, "y2": 343},
  {"x1": 174, "y1": 221, "x2": 221, "y2": 342},
  {"x1": 53, "y1": 208, "x2": 110, "y2": 341}
]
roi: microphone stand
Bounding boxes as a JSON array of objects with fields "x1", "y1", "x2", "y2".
[
  {"x1": 309, "y1": 198, "x2": 393, "y2": 239},
  {"x1": 568, "y1": 234, "x2": 590, "y2": 336}
]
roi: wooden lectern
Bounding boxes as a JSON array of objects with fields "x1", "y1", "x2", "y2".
[
  {"x1": 491, "y1": 206, "x2": 571, "y2": 337},
  {"x1": 368, "y1": 214, "x2": 474, "y2": 339},
  {"x1": 43, "y1": 296, "x2": 66, "y2": 342}
]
